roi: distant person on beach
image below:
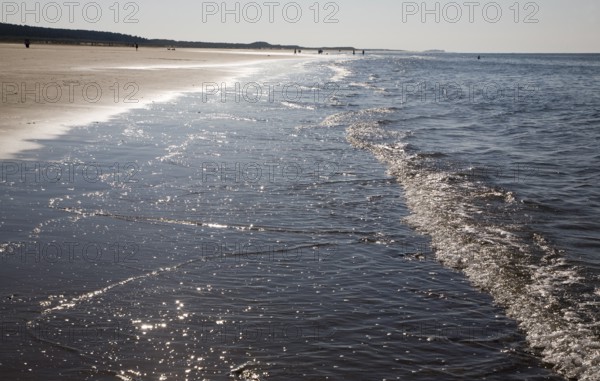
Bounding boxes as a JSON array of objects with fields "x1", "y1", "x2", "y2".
[
  {"x1": 362, "y1": 50, "x2": 365, "y2": 55},
  {"x1": 318, "y1": 49, "x2": 323, "y2": 55},
  {"x1": 24, "y1": 39, "x2": 30, "y2": 48},
  {"x1": 478, "y1": 55, "x2": 481, "y2": 60},
  {"x1": 135, "y1": 43, "x2": 139, "y2": 51}
]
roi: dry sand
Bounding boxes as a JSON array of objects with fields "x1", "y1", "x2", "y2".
[{"x1": 0, "y1": 43, "x2": 297, "y2": 158}]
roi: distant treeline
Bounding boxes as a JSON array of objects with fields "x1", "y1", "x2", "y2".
[{"x1": 0, "y1": 22, "x2": 355, "y2": 51}]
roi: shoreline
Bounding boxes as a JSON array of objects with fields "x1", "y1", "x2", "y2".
[{"x1": 0, "y1": 43, "x2": 304, "y2": 159}]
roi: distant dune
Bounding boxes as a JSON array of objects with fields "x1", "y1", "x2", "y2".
[{"x1": 0, "y1": 22, "x2": 355, "y2": 51}]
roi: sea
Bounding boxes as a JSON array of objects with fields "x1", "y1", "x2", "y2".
[{"x1": 1, "y1": 52, "x2": 599, "y2": 381}]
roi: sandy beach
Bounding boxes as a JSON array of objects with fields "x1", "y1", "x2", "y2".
[{"x1": 0, "y1": 43, "x2": 295, "y2": 158}]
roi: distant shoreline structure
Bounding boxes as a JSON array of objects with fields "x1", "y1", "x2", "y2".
[{"x1": 0, "y1": 22, "x2": 356, "y2": 51}]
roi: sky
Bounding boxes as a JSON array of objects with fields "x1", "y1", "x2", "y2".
[{"x1": 3, "y1": 0, "x2": 600, "y2": 52}]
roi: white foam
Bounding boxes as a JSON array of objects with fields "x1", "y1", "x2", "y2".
[
  {"x1": 346, "y1": 112, "x2": 600, "y2": 380},
  {"x1": 328, "y1": 64, "x2": 352, "y2": 82}
]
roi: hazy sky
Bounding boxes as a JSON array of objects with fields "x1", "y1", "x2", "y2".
[{"x1": 4, "y1": 0, "x2": 600, "y2": 52}]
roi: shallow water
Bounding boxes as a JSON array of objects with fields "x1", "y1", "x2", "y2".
[{"x1": 1, "y1": 53, "x2": 599, "y2": 380}]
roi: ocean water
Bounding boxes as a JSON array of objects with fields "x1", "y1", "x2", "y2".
[{"x1": 1, "y1": 52, "x2": 599, "y2": 380}]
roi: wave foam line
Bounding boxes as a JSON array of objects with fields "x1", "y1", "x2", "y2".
[{"x1": 346, "y1": 117, "x2": 600, "y2": 380}]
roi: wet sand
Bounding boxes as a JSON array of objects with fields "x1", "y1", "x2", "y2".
[{"x1": 0, "y1": 43, "x2": 295, "y2": 158}]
